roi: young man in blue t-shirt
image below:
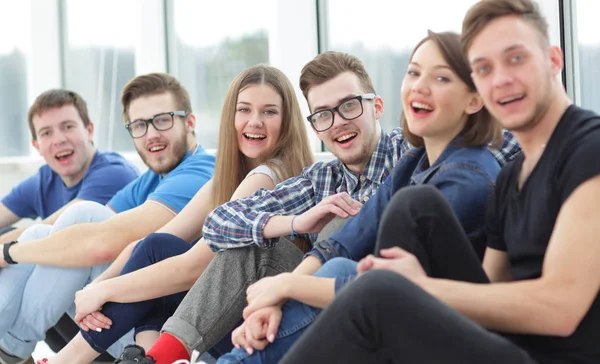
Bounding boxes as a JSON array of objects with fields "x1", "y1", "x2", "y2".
[
  {"x1": 0, "y1": 73, "x2": 215, "y2": 363},
  {"x1": 0, "y1": 89, "x2": 139, "y2": 244}
]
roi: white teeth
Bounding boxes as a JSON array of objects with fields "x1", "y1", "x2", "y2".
[
  {"x1": 55, "y1": 151, "x2": 73, "y2": 158},
  {"x1": 499, "y1": 94, "x2": 524, "y2": 104},
  {"x1": 411, "y1": 102, "x2": 433, "y2": 111},
  {"x1": 150, "y1": 145, "x2": 166, "y2": 152},
  {"x1": 244, "y1": 133, "x2": 266, "y2": 140},
  {"x1": 336, "y1": 133, "x2": 357, "y2": 142}
]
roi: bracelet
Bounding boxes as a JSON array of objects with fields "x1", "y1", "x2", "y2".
[
  {"x1": 3, "y1": 240, "x2": 18, "y2": 265},
  {"x1": 290, "y1": 216, "x2": 298, "y2": 240}
]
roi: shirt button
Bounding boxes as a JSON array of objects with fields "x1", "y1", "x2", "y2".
[
  {"x1": 363, "y1": 196, "x2": 369, "y2": 202},
  {"x1": 359, "y1": 175, "x2": 366, "y2": 182}
]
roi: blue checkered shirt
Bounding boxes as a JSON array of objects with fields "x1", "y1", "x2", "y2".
[{"x1": 203, "y1": 128, "x2": 520, "y2": 252}]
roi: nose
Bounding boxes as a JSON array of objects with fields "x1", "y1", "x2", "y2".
[
  {"x1": 52, "y1": 130, "x2": 68, "y2": 145},
  {"x1": 145, "y1": 122, "x2": 161, "y2": 139},
  {"x1": 247, "y1": 111, "x2": 264, "y2": 128},
  {"x1": 491, "y1": 65, "x2": 513, "y2": 89},
  {"x1": 411, "y1": 77, "x2": 431, "y2": 95}
]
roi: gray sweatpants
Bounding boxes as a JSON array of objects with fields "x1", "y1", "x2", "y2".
[{"x1": 161, "y1": 218, "x2": 348, "y2": 354}]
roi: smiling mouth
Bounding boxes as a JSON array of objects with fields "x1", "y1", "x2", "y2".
[
  {"x1": 148, "y1": 145, "x2": 166, "y2": 153},
  {"x1": 335, "y1": 132, "x2": 357, "y2": 144},
  {"x1": 55, "y1": 151, "x2": 74, "y2": 160},
  {"x1": 411, "y1": 101, "x2": 434, "y2": 114},
  {"x1": 498, "y1": 94, "x2": 525, "y2": 105},
  {"x1": 243, "y1": 133, "x2": 266, "y2": 140}
]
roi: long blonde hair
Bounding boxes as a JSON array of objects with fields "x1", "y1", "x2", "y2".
[{"x1": 210, "y1": 65, "x2": 315, "y2": 210}]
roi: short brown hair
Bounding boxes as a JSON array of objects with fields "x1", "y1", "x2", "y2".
[
  {"x1": 299, "y1": 51, "x2": 375, "y2": 104},
  {"x1": 401, "y1": 31, "x2": 501, "y2": 148},
  {"x1": 461, "y1": 0, "x2": 549, "y2": 53},
  {"x1": 27, "y1": 89, "x2": 90, "y2": 140},
  {"x1": 121, "y1": 73, "x2": 192, "y2": 122}
]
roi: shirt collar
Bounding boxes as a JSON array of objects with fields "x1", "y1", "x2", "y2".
[{"x1": 340, "y1": 129, "x2": 390, "y2": 193}]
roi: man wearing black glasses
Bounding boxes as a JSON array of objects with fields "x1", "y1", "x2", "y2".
[
  {"x1": 122, "y1": 52, "x2": 521, "y2": 364},
  {"x1": 0, "y1": 73, "x2": 215, "y2": 363}
]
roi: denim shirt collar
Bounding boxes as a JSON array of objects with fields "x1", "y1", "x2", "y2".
[
  {"x1": 341, "y1": 129, "x2": 390, "y2": 193},
  {"x1": 411, "y1": 135, "x2": 463, "y2": 185}
]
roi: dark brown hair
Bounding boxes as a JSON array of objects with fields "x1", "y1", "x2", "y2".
[
  {"x1": 299, "y1": 51, "x2": 375, "y2": 103},
  {"x1": 401, "y1": 30, "x2": 501, "y2": 148},
  {"x1": 121, "y1": 73, "x2": 192, "y2": 122},
  {"x1": 28, "y1": 89, "x2": 90, "y2": 139},
  {"x1": 461, "y1": 0, "x2": 549, "y2": 53}
]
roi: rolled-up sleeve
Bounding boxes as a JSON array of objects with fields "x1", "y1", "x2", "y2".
[{"x1": 204, "y1": 175, "x2": 317, "y2": 252}]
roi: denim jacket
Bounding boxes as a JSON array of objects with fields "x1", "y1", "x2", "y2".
[{"x1": 306, "y1": 137, "x2": 501, "y2": 264}]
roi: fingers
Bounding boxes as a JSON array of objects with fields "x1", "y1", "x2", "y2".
[
  {"x1": 91, "y1": 311, "x2": 112, "y2": 328},
  {"x1": 266, "y1": 310, "x2": 282, "y2": 343},
  {"x1": 81, "y1": 313, "x2": 109, "y2": 332},
  {"x1": 379, "y1": 247, "x2": 411, "y2": 259},
  {"x1": 245, "y1": 319, "x2": 268, "y2": 352},
  {"x1": 231, "y1": 325, "x2": 247, "y2": 349},
  {"x1": 328, "y1": 193, "x2": 361, "y2": 216},
  {"x1": 357, "y1": 255, "x2": 375, "y2": 274}
]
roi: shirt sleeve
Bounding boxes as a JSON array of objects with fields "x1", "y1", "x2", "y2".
[
  {"x1": 1, "y1": 173, "x2": 40, "y2": 219},
  {"x1": 557, "y1": 126, "x2": 600, "y2": 204},
  {"x1": 305, "y1": 173, "x2": 393, "y2": 264},
  {"x1": 246, "y1": 164, "x2": 279, "y2": 185},
  {"x1": 203, "y1": 174, "x2": 318, "y2": 252},
  {"x1": 146, "y1": 156, "x2": 214, "y2": 214},
  {"x1": 485, "y1": 185, "x2": 506, "y2": 251},
  {"x1": 76, "y1": 162, "x2": 139, "y2": 206}
]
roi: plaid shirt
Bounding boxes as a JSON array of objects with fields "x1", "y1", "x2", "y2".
[{"x1": 203, "y1": 128, "x2": 520, "y2": 252}]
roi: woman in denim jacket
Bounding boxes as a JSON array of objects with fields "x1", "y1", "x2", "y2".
[{"x1": 218, "y1": 30, "x2": 504, "y2": 364}]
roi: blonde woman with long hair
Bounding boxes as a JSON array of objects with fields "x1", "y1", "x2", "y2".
[{"x1": 41, "y1": 65, "x2": 314, "y2": 364}]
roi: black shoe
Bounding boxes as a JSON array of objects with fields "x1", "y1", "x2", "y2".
[{"x1": 113, "y1": 345, "x2": 155, "y2": 364}]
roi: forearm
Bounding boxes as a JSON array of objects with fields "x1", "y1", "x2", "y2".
[
  {"x1": 101, "y1": 242, "x2": 215, "y2": 303},
  {"x1": 10, "y1": 222, "x2": 120, "y2": 267},
  {"x1": 283, "y1": 274, "x2": 335, "y2": 309},
  {"x1": 292, "y1": 255, "x2": 322, "y2": 275},
  {"x1": 418, "y1": 277, "x2": 572, "y2": 336},
  {"x1": 93, "y1": 240, "x2": 140, "y2": 282},
  {"x1": 262, "y1": 215, "x2": 295, "y2": 239}
]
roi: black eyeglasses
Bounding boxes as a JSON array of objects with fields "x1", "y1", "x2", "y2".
[
  {"x1": 125, "y1": 111, "x2": 188, "y2": 138},
  {"x1": 306, "y1": 94, "x2": 376, "y2": 132}
]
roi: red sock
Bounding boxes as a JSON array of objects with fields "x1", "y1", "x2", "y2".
[{"x1": 147, "y1": 333, "x2": 190, "y2": 364}]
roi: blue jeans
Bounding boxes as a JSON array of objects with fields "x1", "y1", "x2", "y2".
[
  {"x1": 0, "y1": 201, "x2": 128, "y2": 358},
  {"x1": 217, "y1": 257, "x2": 358, "y2": 364},
  {"x1": 80, "y1": 233, "x2": 193, "y2": 353}
]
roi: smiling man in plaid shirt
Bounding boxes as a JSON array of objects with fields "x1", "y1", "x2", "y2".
[{"x1": 118, "y1": 51, "x2": 521, "y2": 364}]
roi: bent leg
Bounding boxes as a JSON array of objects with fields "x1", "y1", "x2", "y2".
[
  {"x1": 0, "y1": 225, "x2": 54, "y2": 338},
  {"x1": 281, "y1": 270, "x2": 537, "y2": 364},
  {"x1": 375, "y1": 185, "x2": 488, "y2": 282},
  {"x1": 218, "y1": 257, "x2": 358, "y2": 364},
  {"x1": 162, "y1": 238, "x2": 303, "y2": 355},
  {"x1": 0, "y1": 201, "x2": 115, "y2": 358}
]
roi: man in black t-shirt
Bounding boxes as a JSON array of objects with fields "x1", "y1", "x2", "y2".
[{"x1": 277, "y1": 1, "x2": 600, "y2": 364}]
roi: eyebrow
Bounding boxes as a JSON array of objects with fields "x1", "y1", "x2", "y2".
[
  {"x1": 237, "y1": 101, "x2": 281, "y2": 108},
  {"x1": 313, "y1": 94, "x2": 359, "y2": 112},
  {"x1": 37, "y1": 120, "x2": 77, "y2": 133},
  {"x1": 409, "y1": 61, "x2": 453, "y2": 71},
  {"x1": 470, "y1": 44, "x2": 526, "y2": 64}
]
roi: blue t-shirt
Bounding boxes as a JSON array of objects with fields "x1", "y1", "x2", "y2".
[
  {"x1": 2, "y1": 150, "x2": 140, "y2": 219},
  {"x1": 108, "y1": 145, "x2": 216, "y2": 214}
]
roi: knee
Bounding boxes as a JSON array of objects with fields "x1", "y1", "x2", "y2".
[
  {"x1": 386, "y1": 185, "x2": 447, "y2": 217},
  {"x1": 315, "y1": 258, "x2": 357, "y2": 278},
  {"x1": 18, "y1": 224, "x2": 53, "y2": 242},
  {"x1": 53, "y1": 201, "x2": 115, "y2": 231}
]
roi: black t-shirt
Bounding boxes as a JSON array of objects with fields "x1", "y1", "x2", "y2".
[{"x1": 487, "y1": 105, "x2": 600, "y2": 364}]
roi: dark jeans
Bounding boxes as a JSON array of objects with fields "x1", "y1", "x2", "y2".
[
  {"x1": 80, "y1": 233, "x2": 193, "y2": 353},
  {"x1": 280, "y1": 185, "x2": 539, "y2": 364}
]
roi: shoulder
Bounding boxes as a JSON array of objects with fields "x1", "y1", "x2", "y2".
[
  {"x1": 246, "y1": 163, "x2": 280, "y2": 185},
  {"x1": 167, "y1": 146, "x2": 216, "y2": 177},
  {"x1": 442, "y1": 146, "x2": 501, "y2": 181},
  {"x1": 87, "y1": 151, "x2": 139, "y2": 176},
  {"x1": 300, "y1": 159, "x2": 342, "y2": 180}
]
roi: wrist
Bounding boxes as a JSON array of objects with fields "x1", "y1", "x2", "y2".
[{"x1": 3, "y1": 241, "x2": 19, "y2": 265}]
